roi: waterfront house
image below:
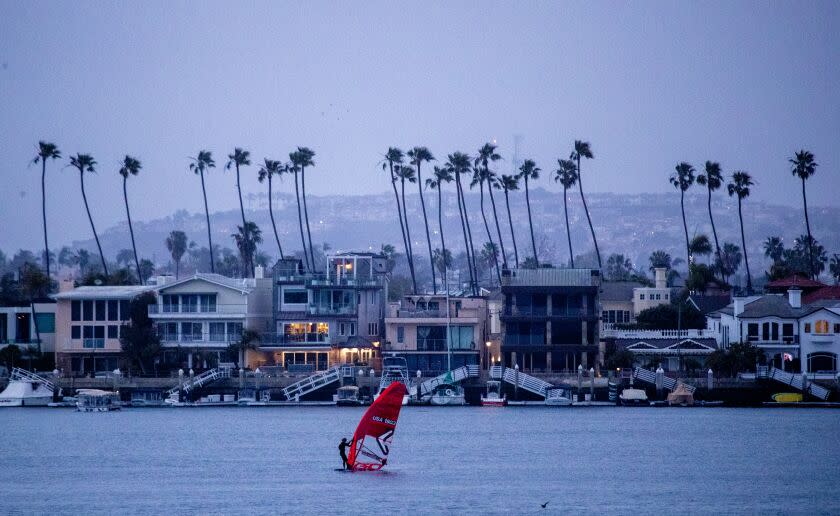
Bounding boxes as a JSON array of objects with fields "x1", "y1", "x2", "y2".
[
  {"x1": 500, "y1": 267, "x2": 600, "y2": 372},
  {"x1": 611, "y1": 330, "x2": 719, "y2": 372},
  {"x1": 146, "y1": 270, "x2": 273, "y2": 371},
  {"x1": 631, "y1": 268, "x2": 673, "y2": 313},
  {"x1": 384, "y1": 294, "x2": 486, "y2": 374},
  {"x1": 600, "y1": 268, "x2": 676, "y2": 334},
  {"x1": 0, "y1": 303, "x2": 56, "y2": 355}
]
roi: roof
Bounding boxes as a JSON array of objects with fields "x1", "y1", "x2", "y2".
[
  {"x1": 501, "y1": 268, "x2": 599, "y2": 288},
  {"x1": 803, "y1": 286, "x2": 840, "y2": 305},
  {"x1": 600, "y1": 281, "x2": 643, "y2": 302},
  {"x1": 713, "y1": 294, "x2": 840, "y2": 320},
  {"x1": 157, "y1": 273, "x2": 254, "y2": 294},
  {"x1": 616, "y1": 337, "x2": 718, "y2": 351},
  {"x1": 687, "y1": 295, "x2": 731, "y2": 315},
  {"x1": 52, "y1": 285, "x2": 155, "y2": 300},
  {"x1": 765, "y1": 275, "x2": 827, "y2": 292}
]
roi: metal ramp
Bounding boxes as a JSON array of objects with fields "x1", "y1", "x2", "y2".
[
  {"x1": 768, "y1": 367, "x2": 830, "y2": 401},
  {"x1": 415, "y1": 365, "x2": 480, "y2": 397},
  {"x1": 633, "y1": 367, "x2": 696, "y2": 394},
  {"x1": 10, "y1": 368, "x2": 56, "y2": 393},
  {"x1": 166, "y1": 368, "x2": 230, "y2": 397},
  {"x1": 282, "y1": 366, "x2": 341, "y2": 401},
  {"x1": 490, "y1": 365, "x2": 553, "y2": 398}
]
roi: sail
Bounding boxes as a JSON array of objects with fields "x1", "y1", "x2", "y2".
[{"x1": 347, "y1": 381, "x2": 407, "y2": 471}]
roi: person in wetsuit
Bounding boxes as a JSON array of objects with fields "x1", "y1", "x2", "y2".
[{"x1": 338, "y1": 437, "x2": 350, "y2": 470}]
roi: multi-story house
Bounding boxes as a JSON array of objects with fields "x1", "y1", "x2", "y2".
[
  {"x1": 500, "y1": 268, "x2": 601, "y2": 372},
  {"x1": 147, "y1": 270, "x2": 273, "y2": 371},
  {"x1": 0, "y1": 303, "x2": 56, "y2": 354},
  {"x1": 600, "y1": 268, "x2": 675, "y2": 333},
  {"x1": 260, "y1": 252, "x2": 388, "y2": 372},
  {"x1": 53, "y1": 282, "x2": 156, "y2": 375},
  {"x1": 384, "y1": 294, "x2": 486, "y2": 374}
]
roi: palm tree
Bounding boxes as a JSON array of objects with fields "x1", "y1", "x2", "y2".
[
  {"x1": 166, "y1": 230, "x2": 188, "y2": 279},
  {"x1": 69, "y1": 153, "x2": 108, "y2": 276},
  {"x1": 689, "y1": 234, "x2": 713, "y2": 261},
  {"x1": 554, "y1": 159, "x2": 578, "y2": 268},
  {"x1": 789, "y1": 150, "x2": 818, "y2": 279},
  {"x1": 648, "y1": 250, "x2": 672, "y2": 272},
  {"x1": 295, "y1": 147, "x2": 316, "y2": 270},
  {"x1": 448, "y1": 152, "x2": 478, "y2": 294},
  {"x1": 470, "y1": 164, "x2": 500, "y2": 284},
  {"x1": 571, "y1": 140, "x2": 600, "y2": 269},
  {"x1": 189, "y1": 150, "x2": 216, "y2": 273},
  {"x1": 257, "y1": 159, "x2": 285, "y2": 260},
  {"x1": 670, "y1": 162, "x2": 696, "y2": 266},
  {"x1": 408, "y1": 147, "x2": 437, "y2": 293},
  {"x1": 433, "y1": 248, "x2": 453, "y2": 285},
  {"x1": 476, "y1": 143, "x2": 507, "y2": 269},
  {"x1": 499, "y1": 174, "x2": 521, "y2": 267},
  {"x1": 427, "y1": 165, "x2": 453, "y2": 292},
  {"x1": 763, "y1": 236, "x2": 784, "y2": 264},
  {"x1": 727, "y1": 171, "x2": 754, "y2": 293},
  {"x1": 719, "y1": 242, "x2": 743, "y2": 284},
  {"x1": 829, "y1": 254, "x2": 840, "y2": 285},
  {"x1": 396, "y1": 164, "x2": 419, "y2": 289},
  {"x1": 696, "y1": 161, "x2": 724, "y2": 276},
  {"x1": 383, "y1": 148, "x2": 416, "y2": 293},
  {"x1": 479, "y1": 242, "x2": 500, "y2": 286},
  {"x1": 118, "y1": 155, "x2": 143, "y2": 284},
  {"x1": 232, "y1": 222, "x2": 263, "y2": 278},
  {"x1": 288, "y1": 152, "x2": 309, "y2": 271},
  {"x1": 226, "y1": 148, "x2": 251, "y2": 233},
  {"x1": 32, "y1": 141, "x2": 60, "y2": 280},
  {"x1": 518, "y1": 159, "x2": 541, "y2": 267}
]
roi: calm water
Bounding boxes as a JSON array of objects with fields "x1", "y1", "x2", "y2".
[{"x1": 1, "y1": 407, "x2": 839, "y2": 515}]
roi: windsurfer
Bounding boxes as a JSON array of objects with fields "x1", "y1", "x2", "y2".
[{"x1": 338, "y1": 437, "x2": 351, "y2": 470}]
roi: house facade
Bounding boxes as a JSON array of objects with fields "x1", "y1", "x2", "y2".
[
  {"x1": 0, "y1": 303, "x2": 56, "y2": 354},
  {"x1": 384, "y1": 294, "x2": 486, "y2": 374},
  {"x1": 500, "y1": 268, "x2": 601, "y2": 372}
]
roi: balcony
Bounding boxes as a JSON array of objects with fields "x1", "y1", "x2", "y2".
[
  {"x1": 307, "y1": 305, "x2": 357, "y2": 316},
  {"x1": 158, "y1": 332, "x2": 241, "y2": 346},
  {"x1": 746, "y1": 335, "x2": 799, "y2": 346},
  {"x1": 501, "y1": 306, "x2": 593, "y2": 318},
  {"x1": 259, "y1": 333, "x2": 331, "y2": 347},
  {"x1": 306, "y1": 274, "x2": 381, "y2": 289},
  {"x1": 148, "y1": 304, "x2": 247, "y2": 316},
  {"x1": 601, "y1": 326, "x2": 714, "y2": 339}
]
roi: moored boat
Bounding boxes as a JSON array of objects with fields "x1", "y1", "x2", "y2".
[
  {"x1": 480, "y1": 380, "x2": 506, "y2": 407},
  {"x1": 335, "y1": 385, "x2": 363, "y2": 406},
  {"x1": 618, "y1": 388, "x2": 649, "y2": 406},
  {"x1": 75, "y1": 389, "x2": 121, "y2": 412},
  {"x1": 374, "y1": 357, "x2": 410, "y2": 406},
  {"x1": 0, "y1": 368, "x2": 56, "y2": 407},
  {"x1": 429, "y1": 383, "x2": 466, "y2": 406},
  {"x1": 544, "y1": 388, "x2": 573, "y2": 406}
]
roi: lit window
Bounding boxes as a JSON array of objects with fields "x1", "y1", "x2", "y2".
[{"x1": 814, "y1": 320, "x2": 829, "y2": 334}]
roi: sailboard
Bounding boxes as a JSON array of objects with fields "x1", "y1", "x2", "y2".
[{"x1": 347, "y1": 381, "x2": 407, "y2": 471}]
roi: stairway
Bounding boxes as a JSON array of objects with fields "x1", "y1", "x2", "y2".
[
  {"x1": 632, "y1": 367, "x2": 696, "y2": 394},
  {"x1": 166, "y1": 368, "x2": 230, "y2": 397},
  {"x1": 282, "y1": 366, "x2": 341, "y2": 401},
  {"x1": 768, "y1": 367, "x2": 830, "y2": 401},
  {"x1": 415, "y1": 365, "x2": 480, "y2": 397},
  {"x1": 10, "y1": 368, "x2": 56, "y2": 393},
  {"x1": 490, "y1": 365, "x2": 553, "y2": 398}
]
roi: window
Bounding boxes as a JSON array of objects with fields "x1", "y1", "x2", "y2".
[
  {"x1": 94, "y1": 326, "x2": 104, "y2": 339},
  {"x1": 814, "y1": 320, "x2": 830, "y2": 334},
  {"x1": 107, "y1": 325, "x2": 118, "y2": 339},
  {"x1": 227, "y1": 322, "x2": 243, "y2": 340},
  {"x1": 120, "y1": 300, "x2": 130, "y2": 321},
  {"x1": 200, "y1": 294, "x2": 217, "y2": 312},
  {"x1": 835, "y1": 324, "x2": 840, "y2": 334},
  {"x1": 747, "y1": 323, "x2": 759, "y2": 341},
  {"x1": 83, "y1": 300, "x2": 93, "y2": 321},
  {"x1": 804, "y1": 323, "x2": 811, "y2": 333},
  {"x1": 83, "y1": 326, "x2": 94, "y2": 339},
  {"x1": 807, "y1": 352, "x2": 837, "y2": 373},
  {"x1": 107, "y1": 300, "x2": 119, "y2": 321},
  {"x1": 209, "y1": 322, "x2": 226, "y2": 341},
  {"x1": 71, "y1": 325, "x2": 81, "y2": 339},
  {"x1": 162, "y1": 294, "x2": 177, "y2": 313},
  {"x1": 181, "y1": 295, "x2": 198, "y2": 313},
  {"x1": 71, "y1": 301, "x2": 81, "y2": 321},
  {"x1": 783, "y1": 323, "x2": 794, "y2": 337},
  {"x1": 182, "y1": 322, "x2": 203, "y2": 341},
  {"x1": 160, "y1": 322, "x2": 177, "y2": 340},
  {"x1": 349, "y1": 323, "x2": 356, "y2": 336},
  {"x1": 35, "y1": 313, "x2": 55, "y2": 333},
  {"x1": 339, "y1": 322, "x2": 346, "y2": 336},
  {"x1": 639, "y1": 294, "x2": 645, "y2": 300},
  {"x1": 283, "y1": 289, "x2": 308, "y2": 304},
  {"x1": 95, "y1": 300, "x2": 106, "y2": 321},
  {"x1": 368, "y1": 322, "x2": 378, "y2": 336},
  {"x1": 665, "y1": 294, "x2": 669, "y2": 300},
  {"x1": 623, "y1": 311, "x2": 631, "y2": 323},
  {"x1": 397, "y1": 326, "x2": 404, "y2": 344}
]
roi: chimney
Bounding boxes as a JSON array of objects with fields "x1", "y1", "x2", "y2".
[
  {"x1": 59, "y1": 278, "x2": 75, "y2": 293},
  {"x1": 788, "y1": 287, "x2": 801, "y2": 309},
  {"x1": 254, "y1": 265, "x2": 264, "y2": 279},
  {"x1": 654, "y1": 268, "x2": 667, "y2": 289},
  {"x1": 733, "y1": 297, "x2": 745, "y2": 317}
]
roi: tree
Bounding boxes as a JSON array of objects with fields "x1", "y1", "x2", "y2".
[
  {"x1": 696, "y1": 161, "x2": 724, "y2": 277},
  {"x1": 426, "y1": 165, "x2": 453, "y2": 292},
  {"x1": 19, "y1": 263, "x2": 50, "y2": 353},
  {"x1": 138, "y1": 259, "x2": 155, "y2": 281},
  {"x1": 232, "y1": 222, "x2": 263, "y2": 278},
  {"x1": 32, "y1": 141, "x2": 60, "y2": 280},
  {"x1": 830, "y1": 254, "x2": 840, "y2": 285},
  {"x1": 635, "y1": 303, "x2": 705, "y2": 330},
  {"x1": 518, "y1": 159, "x2": 541, "y2": 267},
  {"x1": 166, "y1": 230, "x2": 188, "y2": 279},
  {"x1": 226, "y1": 148, "x2": 251, "y2": 236},
  {"x1": 705, "y1": 343, "x2": 765, "y2": 377},
  {"x1": 471, "y1": 162, "x2": 500, "y2": 285},
  {"x1": 717, "y1": 242, "x2": 742, "y2": 284},
  {"x1": 571, "y1": 140, "x2": 600, "y2": 269},
  {"x1": 288, "y1": 151, "x2": 309, "y2": 271},
  {"x1": 292, "y1": 147, "x2": 316, "y2": 271},
  {"x1": 498, "y1": 174, "x2": 521, "y2": 267},
  {"x1": 57, "y1": 246, "x2": 76, "y2": 269},
  {"x1": 69, "y1": 153, "x2": 109, "y2": 276},
  {"x1": 554, "y1": 159, "x2": 578, "y2": 268},
  {"x1": 116, "y1": 249, "x2": 134, "y2": 268},
  {"x1": 649, "y1": 250, "x2": 671, "y2": 272},
  {"x1": 396, "y1": 163, "x2": 418, "y2": 289},
  {"x1": 118, "y1": 155, "x2": 144, "y2": 284},
  {"x1": 257, "y1": 158, "x2": 286, "y2": 261},
  {"x1": 604, "y1": 348, "x2": 635, "y2": 370},
  {"x1": 479, "y1": 242, "x2": 499, "y2": 286},
  {"x1": 763, "y1": 236, "x2": 784, "y2": 265},
  {"x1": 119, "y1": 292, "x2": 161, "y2": 375},
  {"x1": 689, "y1": 234, "x2": 713, "y2": 261},
  {"x1": 670, "y1": 162, "x2": 695, "y2": 267},
  {"x1": 227, "y1": 329, "x2": 260, "y2": 368},
  {"x1": 0, "y1": 345, "x2": 22, "y2": 370},
  {"x1": 605, "y1": 254, "x2": 633, "y2": 281},
  {"x1": 382, "y1": 148, "x2": 414, "y2": 291},
  {"x1": 448, "y1": 152, "x2": 478, "y2": 294},
  {"x1": 433, "y1": 248, "x2": 453, "y2": 279},
  {"x1": 476, "y1": 143, "x2": 507, "y2": 270},
  {"x1": 408, "y1": 147, "x2": 437, "y2": 293},
  {"x1": 789, "y1": 150, "x2": 818, "y2": 279},
  {"x1": 189, "y1": 150, "x2": 216, "y2": 273},
  {"x1": 727, "y1": 171, "x2": 754, "y2": 293}
]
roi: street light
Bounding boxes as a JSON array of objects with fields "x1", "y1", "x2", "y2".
[{"x1": 485, "y1": 341, "x2": 492, "y2": 370}]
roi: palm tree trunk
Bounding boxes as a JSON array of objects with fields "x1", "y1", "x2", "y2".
[
  {"x1": 504, "y1": 189, "x2": 519, "y2": 267},
  {"x1": 802, "y1": 177, "x2": 815, "y2": 279},
  {"x1": 30, "y1": 299, "x2": 42, "y2": 354},
  {"x1": 454, "y1": 172, "x2": 474, "y2": 294},
  {"x1": 40, "y1": 160, "x2": 50, "y2": 280},
  {"x1": 199, "y1": 170, "x2": 214, "y2": 273},
  {"x1": 235, "y1": 163, "x2": 251, "y2": 276},
  {"x1": 577, "y1": 156, "x2": 602, "y2": 269},
  {"x1": 389, "y1": 165, "x2": 415, "y2": 293},
  {"x1": 478, "y1": 181, "x2": 500, "y2": 284},
  {"x1": 487, "y1": 183, "x2": 507, "y2": 269},
  {"x1": 563, "y1": 186, "x2": 575, "y2": 268},
  {"x1": 175, "y1": 259, "x2": 180, "y2": 280},
  {"x1": 123, "y1": 177, "x2": 142, "y2": 284},
  {"x1": 680, "y1": 191, "x2": 690, "y2": 266},
  {"x1": 293, "y1": 171, "x2": 309, "y2": 271},
  {"x1": 437, "y1": 186, "x2": 448, "y2": 292},
  {"x1": 459, "y1": 177, "x2": 479, "y2": 294},
  {"x1": 417, "y1": 163, "x2": 436, "y2": 294},
  {"x1": 268, "y1": 175, "x2": 284, "y2": 260},
  {"x1": 524, "y1": 175, "x2": 538, "y2": 267},
  {"x1": 400, "y1": 178, "x2": 417, "y2": 287},
  {"x1": 80, "y1": 172, "x2": 109, "y2": 276},
  {"x1": 707, "y1": 186, "x2": 723, "y2": 281},
  {"x1": 301, "y1": 166, "x2": 316, "y2": 271},
  {"x1": 738, "y1": 198, "x2": 752, "y2": 294}
]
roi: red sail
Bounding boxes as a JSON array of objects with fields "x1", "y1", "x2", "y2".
[{"x1": 347, "y1": 382, "x2": 407, "y2": 471}]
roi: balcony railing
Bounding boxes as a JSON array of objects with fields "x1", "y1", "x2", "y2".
[
  {"x1": 148, "y1": 304, "x2": 247, "y2": 315},
  {"x1": 502, "y1": 306, "x2": 592, "y2": 317},
  {"x1": 158, "y1": 332, "x2": 241, "y2": 344},
  {"x1": 260, "y1": 333, "x2": 331, "y2": 347},
  {"x1": 601, "y1": 327, "x2": 713, "y2": 339},
  {"x1": 306, "y1": 274, "x2": 381, "y2": 288},
  {"x1": 308, "y1": 305, "x2": 357, "y2": 316},
  {"x1": 746, "y1": 335, "x2": 799, "y2": 345}
]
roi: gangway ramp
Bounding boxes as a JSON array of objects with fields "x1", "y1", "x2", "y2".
[
  {"x1": 632, "y1": 367, "x2": 696, "y2": 394},
  {"x1": 282, "y1": 366, "x2": 341, "y2": 401},
  {"x1": 415, "y1": 365, "x2": 480, "y2": 397},
  {"x1": 10, "y1": 368, "x2": 56, "y2": 393},
  {"x1": 166, "y1": 368, "x2": 230, "y2": 397},
  {"x1": 768, "y1": 367, "x2": 830, "y2": 401},
  {"x1": 490, "y1": 365, "x2": 553, "y2": 398}
]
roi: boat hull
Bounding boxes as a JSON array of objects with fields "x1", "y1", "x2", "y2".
[
  {"x1": 430, "y1": 394, "x2": 466, "y2": 406},
  {"x1": 480, "y1": 397, "x2": 506, "y2": 407}
]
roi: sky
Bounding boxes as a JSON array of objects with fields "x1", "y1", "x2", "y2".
[{"x1": 0, "y1": 1, "x2": 838, "y2": 251}]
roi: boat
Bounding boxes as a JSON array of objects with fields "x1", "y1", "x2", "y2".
[
  {"x1": 772, "y1": 392, "x2": 803, "y2": 403},
  {"x1": 130, "y1": 391, "x2": 164, "y2": 407},
  {"x1": 544, "y1": 388, "x2": 573, "y2": 406},
  {"x1": 347, "y1": 382, "x2": 407, "y2": 471},
  {"x1": 374, "y1": 356, "x2": 411, "y2": 406},
  {"x1": 666, "y1": 384, "x2": 695, "y2": 406},
  {"x1": 429, "y1": 383, "x2": 466, "y2": 406},
  {"x1": 75, "y1": 389, "x2": 122, "y2": 412},
  {"x1": 480, "y1": 380, "x2": 506, "y2": 406},
  {"x1": 335, "y1": 385, "x2": 363, "y2": 406},
  {"x1": 618, "y1": 388, "x2": 649, "y2": 406},
  {"x1": 0, "y1": 368, "x2": 56, "y2": 407}
]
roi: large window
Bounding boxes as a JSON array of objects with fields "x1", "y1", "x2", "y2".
[
  {"x1": 747, "y1": 323, "x2": 759, "y2": 341},
  {"x1": 283, "y1": 288, "x2": 308, "y2": 305},
  {"x1": 807, "y1": 352, "x2": 837, "y2": 373},
  {"x1": 181, "y1": 295, "x2": 198, "y2": 313},
  {"x1": 83, "y1": 300, "x2": 93, "y2": 321},
  {"x1": 368, "y1": 322, "x2": 378, "y2": 336},
  {"x1": 71, "y1": 301, "x2": 81, "y2": 321},
  {"x1": 283, "y1": 322, "x2": 327, "y2": 343},
  {"x1": 209, "y1": 322, "x2": 226, "y2": 341},
  {"x1": 95, "y1": 300, "x2": 106, "y2": 321},
  {"x1": 35, "y1": 313, "x2": 55, "y2": 333},
  {"x1": 120, "y1": 300, "x2": 130, "y2": 321},
  {"x1": 417, "y1": 326, "x2": 446, "y2": 351},
  {"x1": 199, "y1": 294, "x2": 217, "y2": 312},
  {"x1": 107, "y1": 300, "x2": 119, "y2": 321},
  {"x1": 447, "y1": 325, "x2": 474, "y2": 350},
  {"x1": 227, "y1": 322, "x2": 243, "y2": 340},
  {"x1": 814, "y1": 320, "x2": 830, "y2": 334},
  {"x1": 181, "y1": 322, "x2": 202, "y2": 341}
]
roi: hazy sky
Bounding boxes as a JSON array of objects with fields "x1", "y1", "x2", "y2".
[{"x1": 1, "y1": 1, "x2": 838, "y2": 251}]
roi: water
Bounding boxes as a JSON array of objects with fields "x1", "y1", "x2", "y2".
[{"x1": 1, "y1": 407, "x2": 839, "y2": 515}]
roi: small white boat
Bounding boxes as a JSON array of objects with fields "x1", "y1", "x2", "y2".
[
  {"x1": 373, "y1": 357, "x2": 410, "y2": 406},
  {"x1": 335, "y1": 385, "x2": 363, "y2": 406},
  {"x1": 76, "y1": 389, "x2": 121, "y2": 412},
  {"x1": 618, "y1": 388, "x2": 649, "y2": 406},
  {"x1": 544, "y1": 388, "x2": 573, "y2": 406},
  {"x1": 0, "y1": 368, "x2": 55, "y2": 407},
  {"x1": 480, "y1": 380, "x2": 506, "y2": 407},
  {"x1": 429, "y1": 384, "x2": 466, "y2": 406}
]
